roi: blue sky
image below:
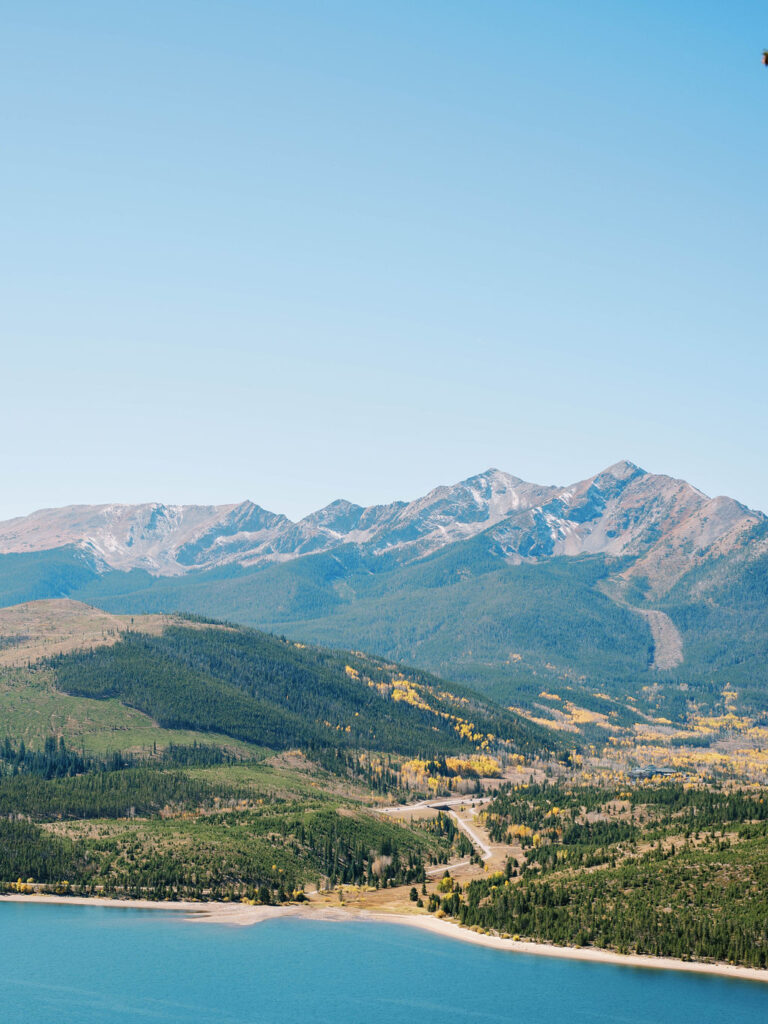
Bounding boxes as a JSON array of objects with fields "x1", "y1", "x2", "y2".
[{"x1": 2, "y1": 1, "x2": 766, "y2": 520}]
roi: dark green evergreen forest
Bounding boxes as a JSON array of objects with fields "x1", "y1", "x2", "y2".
[
  {"x1": 45, "y1": 624, "x2": 550, "y2": 756},
  {"x1": 432, "y1": 782, "x2": 768, "y2": 968}
]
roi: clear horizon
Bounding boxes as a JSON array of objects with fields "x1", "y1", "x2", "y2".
[
  {"x1": 2, "y1": 456, "x2": 764, "y2": 524},
  {"x1": 2, "y1": 2, "x2": 766, "y2": 521}
]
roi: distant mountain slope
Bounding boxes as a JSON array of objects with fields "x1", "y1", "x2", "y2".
[
  {"x1": 0, "y1": 463, "x2": 765, "y2": 718},
  {"x1": 0, "y1": 501, "x2": 288, "y2": 575}
]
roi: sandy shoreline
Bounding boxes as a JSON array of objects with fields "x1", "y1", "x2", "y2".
[{"x1": 3, "y1": 893, "x2": 766, "y2": 985}]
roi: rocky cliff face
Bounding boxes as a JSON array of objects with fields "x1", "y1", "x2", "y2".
[{"x1": 0, "y1": 461, "x2": 763, "y2": 592}]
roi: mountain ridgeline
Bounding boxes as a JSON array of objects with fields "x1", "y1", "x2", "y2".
[{"x1": 0, "y1": 461, "x2": 765, "y2": 716}]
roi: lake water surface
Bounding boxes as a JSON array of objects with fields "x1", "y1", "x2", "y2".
[{"x1": 1, "y1": 902, "x2": 765, "y2": 1023}]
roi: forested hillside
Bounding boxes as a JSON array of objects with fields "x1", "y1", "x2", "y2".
[
  {"x1": 432, "y1": 782, "x2": 768, "y2": 969},
  {"x1": 9, "y1": 527, "x2": 763, "y2": 721},
  {"x1": 58, "y1": 543, "x2": 657, "y2": 708},
  {"x1": 0, "y1": 740, "x2": 467, "y2": 900},
  {"x1": 43, "y1": 619, "x2": 551, "y2": 758},
  {"x1": 655, "y1": 522, "x2": 768, "y2": 711},
  {"x1": 86, "y1": 533, "x2": 768, "y2": 717}
]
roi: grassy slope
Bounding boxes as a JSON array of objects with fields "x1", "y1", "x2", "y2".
[
  {"x1": 0, "y1": 602, "x2": 268, "y2": 756},
  {"x1": 0, "y1": 664, "x2": 268, "y2": 757}
]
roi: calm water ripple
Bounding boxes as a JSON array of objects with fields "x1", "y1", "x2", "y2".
[{"x1": 1, "y1": 903, "x2": 765, "y2": 1023}]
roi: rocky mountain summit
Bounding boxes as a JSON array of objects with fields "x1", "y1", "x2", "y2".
[{"x1": 0, "y1": 461, "x2": 763, "y2": 593}]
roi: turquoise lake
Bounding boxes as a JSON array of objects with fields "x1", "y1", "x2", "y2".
[{"x1": 1, "y1": 903, "x2": 765, "y2": 1023}]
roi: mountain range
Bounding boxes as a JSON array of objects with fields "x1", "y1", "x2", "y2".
[
  {"x1": 1, "y1": 460, "x2": 766, "y2": 719},
  {"x1": 1, "y1": 460, "x2": 763, "y2": 588}
]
